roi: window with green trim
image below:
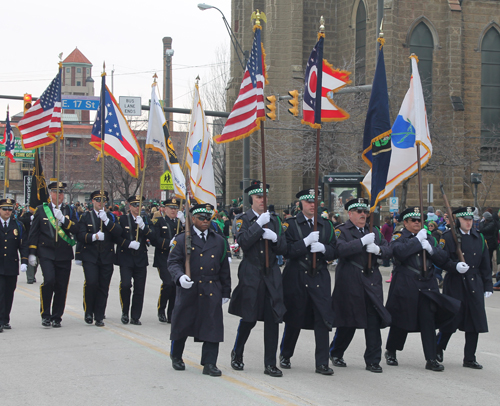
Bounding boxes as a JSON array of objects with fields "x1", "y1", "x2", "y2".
[
  {"x1": 409, "y1": 22, "x2": 433, "y2": 116},
  {"x1": 355, "y1": 1, "x2": 366, "y2": 86}
]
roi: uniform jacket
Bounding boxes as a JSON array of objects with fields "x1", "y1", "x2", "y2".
[
  {"x1": 386, "y1": 228, "x2": 461, "y2": 331},
  {"x1": 332, "y1": 220, "x2": 392, "y2": 328},
  {"x1": 228, "y1": 210, "x2": 287, "y2": 323},
  {"x1": 167, "y1": 226, "x2": 231, "y2": 342},
  {"x1": 440, "y1": 228, "x2": 492, "y2": 333},
  {"x1": 0, "y1": 218, "x2": 29, "y2": 275},
  {"x1": 27, "y1": 203, "x2": 79, "y2": 261},
  {"x1": 282, "y1": 213, "x2": 336, "y2": 329},
  {"x1": 76, "y1": 211, "x2": 122, "y2": 265},
  {"x1": 114, "y1": 213, "x2": 153, "y2": 268},
  {"x1": 151, "y1": 215, "x2": 183, "y2": 269}
]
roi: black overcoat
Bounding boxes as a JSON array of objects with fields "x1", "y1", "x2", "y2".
[
  {"x1": 332, "y1": 220, "x2": 392, "y2": 328},
  {"x1": 114, "y1": 213, "x2": 153, "y2": 268},
  {"x1": 0, "y1": 218, "x2": 28, "y2": 275},
  {"x1": 151, "y1": 215, "x2": 182, "y2": 270}
]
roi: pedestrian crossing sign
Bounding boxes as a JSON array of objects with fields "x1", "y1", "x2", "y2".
[{"x1": 160, "y1": 170, "x2": 174, "y2": 190}]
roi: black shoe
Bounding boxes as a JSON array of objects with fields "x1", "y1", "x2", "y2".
[
  {"x1": 121, "y1": 314, "x2": 129, "y2": 324},
  {"x1": 0, "y1": 325, "x2": 3, "y2": 333},
  {"x1": 331, "y1": 356, "x2": 347, "y2": 367},
  {"x1": 41, "y1": 318, "x2": 51, "y2": 327},
  {"x1": 130, "y1": 318, "x2": 142, "y2": 325},
  {"x1": 52, "y1": 321, "x2": 62, "y2": 328},
  {"x1": 158, "y1": 313, "x2": 168, "y2": 323},
  {"x1": 84, "y1": 313, "x2": 93, "y2": 325},
  {"x1": 279, "y1": 355, "x2": 291, "y2": 369},
  {"x1": 171, "y1": 356, "x2": 185, "y2": 371},
  {"x1": 203, "y1": 364, "x2": 222, "y2": 377},
  {"x1": 366, "y1": 363, "x2": 383, "y2": 373},
  {"x1": 2, "y1": 323, "x2": 11, "y2": 330},
  {"x1": 230, "y1": 350, "x2": 244, "y2": 370},
  {"x1": 166, "y1": 318, "x2": 171, "y2": 324},
  {"x1": 95, "y1": 320, "x2": 105, "y2": 327},
  {"x1": 264, "y1": 365, "x2": 283, "y2": 377},
  {"x1": 315, "y1": 364, "x2": 334, "y2": 375},
  {"x1": 463, "y1": 360, "x2": 483, "y2": 369},
  {"x1": 385, "y1": 350, "x2": 398, "y2": 366},
  {"x1": 27, "y1": 280, "x2": 34, "y2": 284},
  {"x1": 425, "y1": 359, "x2": 444, "y2": 371},
  {"x1": 436, "y1": 347, "x2": 444, "y2": 363}
]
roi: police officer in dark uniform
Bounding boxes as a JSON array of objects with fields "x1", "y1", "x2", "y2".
[
  {"x1": 329, "y1": 198, "x2": 392, "y2": 373},
  {"x1": 115, "y1": 195, "x2": 154, "y2": 325},
  {"x1": 279, "y1": 189, "x2": 336, "y2": 375},
  {"x1": 76, "y1": 191, "x2": 122, "y2": 327},
  {"x1": 151, "y1": 198, "x2": 184, "y2": 323},
  {"x1": 385, "y1": 207, "x2": 460, "y2": 371},
  {"x1": 0, "y1": 198, "x2": 28, "y2": 332},
  {"x1": 168, "y1": 204, "x2": 231, "y2": 376},
  {"x1": 436, "y1": 207, "x2": 493, "y2": 369},
  {"x1": 28, "y1": 182, "x2": 79, "y2": 328},
  {"x1": 228, "y1": 181, "x2": 287, "y2": 377}
]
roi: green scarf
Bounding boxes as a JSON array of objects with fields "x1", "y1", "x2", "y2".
[{"x1": 43, "y1": 203, "x2": 76, "y2": 247}]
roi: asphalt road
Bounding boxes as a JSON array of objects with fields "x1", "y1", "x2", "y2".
[{"x1": 2, "y1": 255, "x2": 499, "y2": 406}]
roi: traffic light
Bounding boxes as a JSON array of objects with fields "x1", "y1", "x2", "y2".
[
  {"x1": 266, "y1": 95, "x2": 277, "y2": 121},
  {"x1": 288, "y1": 90, "x2": 299, "y2": 117},
  {"x1": 23, "y1": 94, "x2": 32, "y2": 114}
]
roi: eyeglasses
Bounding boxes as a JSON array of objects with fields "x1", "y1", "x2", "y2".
[
  {"x1": 1, "y1": 208, "x2": 13, "y2": 211},
  {"x1": 354, "y1": 209, "x2": 370, "y2": 215},
  {"x1": 93, "y1": 198, "x2": 106, "y2": 203},
  {"x1": 130, "y1": 203, "x2": 140, "y2": 208},
  {"x1": 410, "y1": 218, "x2": 422, "y2": 223},
  {"x1": 195, "y1": 214, "x2": 211, "y2": 221}
]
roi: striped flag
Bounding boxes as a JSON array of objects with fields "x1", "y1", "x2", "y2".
[
  {"x1": 18, "y1": 67, "x2": 62, "y2": 149},
  {"x1": 215, "y1": 27, "x2": 266, "y2": 144},
  {"x1": 90, "y1": 74, "x2": 143, "y2": 178},
  {"x1": 1, "y1": 109, "x2": 16, "y2": 163}
]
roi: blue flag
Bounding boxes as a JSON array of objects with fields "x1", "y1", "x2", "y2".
[{"x1": 361, "y1": 41, "x2": 392, "y2": 211}]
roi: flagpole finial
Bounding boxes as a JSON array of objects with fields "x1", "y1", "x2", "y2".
[
  {"x1": 58, "y1": 52, "x2": 63, "y2": 62},
  {"x1": 153, "y1": 73, "x2": 158, "y2": 83},
  {"x1": 102, "y1": 62, "x2": 106, "y2": 77},
  {"x1": 195, "y1": 75, "x2": 200, "y2": 86},
  {"x1": 319, "y1": 16, "x2": 325, "y2": 33},
  {"x1": 409, "y1": 53, "x2": 419, "y2": 63},
  {"x1": 251, "y1": 9, "x2": 267, "y2": 28},
  {"x1": 379, "y1": 18, "x2": 384, "y2": 38}
]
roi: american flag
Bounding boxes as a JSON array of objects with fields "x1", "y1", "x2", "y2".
[
  {"x1": 215, "y1": 27, "x2": 266, "y2": 144},
  {"x1": 18, "y1": 68, "x2": 62, "y2": 149},
  {"x1": 1, "y1": 110, "x2": 16, "y2": 163},
  {"x1": 90, "y1": 75, "x2": 143, "y2": 178}
]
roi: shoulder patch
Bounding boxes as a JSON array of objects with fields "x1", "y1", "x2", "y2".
[
  {"x1": 391, "y1": 233, "x2": 401, "y2": 241},
  {"x1": 439, "y1": 238, "x2": 445, "y2": 249},
  {"x1": 282, "y1": 222, "x2": 289, "y2": 232},
  {"x1": 151, "y1": 218, "x2": 158, "y2": 225},
  {"x1": 170, "y1": 240, "x2": 177, "y2": 253},
  {"x1": 236, "y1": 219, "x2": 243, "y2": 232},
  {"x1": 335, "y1": 229, "x2": 341, "y2": 238}
]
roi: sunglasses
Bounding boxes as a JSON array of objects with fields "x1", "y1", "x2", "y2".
[
  {"x1": 354, "y1": 209, "x2": 370, "y2": 214},
  {"x1": 1, "y1": 207, "x2": 13, "y2": 211},
  {"x1": 410, "y1": 218, "x2": 422, "y2": 223},
  {"x1": 130, "y1": 203, "x2": 140, "y2": 208},
  {"x1": 195, "y1": 214, "x2": 211, "y2": 221},
  {"x1": 93, "y1": 198, "x2": 106, "y2": 203}
]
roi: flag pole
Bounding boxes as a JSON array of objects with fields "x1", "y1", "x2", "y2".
[
  {"x1": 416, "y1": 143, "x2": 427, "y2": 275},
  {"x1": 3, "y1": 106, "x2": 9, "y2": 197},
  {"x1": 100, "y1": 63, "x2": 107, "y2": 231},
  {"x1": 55, "y1": 63, "x2": 63, "y2": 243},
  {"x1": 136, "y1": 150, "x2": 148, "y2": 242},
  {"x1": 260, "y1": 122, "x2": 270, "y2": 273}
]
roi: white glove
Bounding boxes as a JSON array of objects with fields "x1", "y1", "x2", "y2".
[
  {"x1": 92, "y1": 231, "x2": 105, "y2": 242},
  {"x1": 20, "y1": 264, "x2": 28, "y2": 272},
  {"x1": 176, "y1": 211, "x2": 185, "y2": 224},
  {"x1": 485, "y1": 291, "x2": 493, "y2": 298},
  {"x1": 222, "y1": 298, "x2": 230, "y2": 305},
  {"x1": 53, "y1": 208, "x2": 64, "y2": 222},
  {"x1": 416, "y1": 229, "x2": 427, "y2": 242},
  {"x1": 169, "y1": 237, "x2": 175, "y2": 247},
  {"x1": 135, "y1": 216, "x2": 145, "y2": 230},
  {"x1": 421, "y1": 239, "x2": 433, "y2": 255},
  {"x1": 179, "y1": 275, "x2": 194, "y2": 289},
  {"x1": 360, "y1": 232, "x2": 375, "y2": 246},
  {"x1": 30, "y1": 215, "x2": 34, "y2": 224},
  {"x1": 29, "y1": 255, "x2": 37, "y2": 267},
  {"x1": 256, "y1": 211, "x2": 271, "y2": 227},
  {"x1": 98, "y1": 210, "x2": 109, "y2": 225},
  {"x1": 366, "y1": 243, "x2": 381, "y2": 255},
  {"x1": 228, "y1": 257, "x2": 232, "y2": 264},
  {"x1": 262, "y1": 228, "x2": 278, "y2": 242},
  {"x1": 75, "y1": 260, "x2": 82, "y2": 266},
  {"x1": 456, "y1": 262, "x2": 469, "y2": 274},
  {"x1": 303, "y1": 231, "x2": 319, "y2": 247},
  {"x1": 310, "y1": 242, "x2": 326, "y2": 253},
  {"x1": 128, "y1": 241, "x2": 141, "y2": 250}
]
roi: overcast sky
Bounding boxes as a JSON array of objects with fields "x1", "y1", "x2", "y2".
[{"x1": 0, "y1": 0, "x2": 231, "y2": 130}]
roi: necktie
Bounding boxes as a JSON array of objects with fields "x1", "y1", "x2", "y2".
[
  {"x1": 200, "y1": 232, "x2": 206, "y2": 243},
  {"x1": 358, "y1": 228, "x2": 364, "y2": 235},
  {"x1": 3, "y1": 221, "x2": 7, "y2": 230},
  {"x1": 308, "y1": 219, "x2": 313, "y2": 228}
]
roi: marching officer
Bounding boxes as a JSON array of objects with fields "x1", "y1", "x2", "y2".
[
  {"x1": 279, "y1": 189, "x2": 336, "y2": 375},
  {"x1": 28, "y1": 182, "x2": 78, "y2": 328},
  {"x1": 329, "y1": 198, "x2": 392, "y2": 373},
  {"x1": 385, "y1": 207, "x2": 460, "y2": 371},
  {"x1": 436, "y1": 207, "x2": 493, "y2": 369},
  {"x1": 76, "y1": 191, "x2": 122, "y2": 327},
  {"x1": 168, "y1": 204, "x2": 231, "y2": 377},
  {"x1": 115, "y1": 195, "x2": 153, "y2": 325},
  {"x1": 151, "y1": 198, "x2": 184, "y2": 323},
  {"x1": 0, "y1": 198, "x2": 28, "y2": 332},
  {"x1": 228, "y1": 181, "x2": 287, "y2": 377}
]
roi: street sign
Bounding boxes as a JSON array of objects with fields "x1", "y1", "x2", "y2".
[
  {"x1": 389, "y1": 197, "x2": 399, "y2": 213},
  {"x1": 160, "y1": 191, "x2": 167, "y2": 201},
  {"x1": 62, "y1": 96, "x2": 100, "y2": 111},
  {"x1": 24, "y1": 175, "x2": 32, "y2": 205},
  {"x1": 160, "y1": 170, "x2": 174, "y2": 190},
  {"x1": 119, "y1": 97, "x2": 142, "y2": 116},
  {"x1": 0, "y1": 138, "x2": 35, "y2": 159}
]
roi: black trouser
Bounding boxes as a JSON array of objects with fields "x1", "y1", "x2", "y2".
[
  {"x1": 119, "y1": 265, "x2": 147, "y2": 320},
  {"x1": 83, "y1": 260, "x2": 114, "y2": 321},
  {"x1": 171, "y1": 337, "x2": 219, "y2": 365},
  {"x1": 280, "y1": 298, "x2": 330, "y2": 366},
  {"x1": 329, "y1": 297, "x2": 382, "y2": 365},
  {"x1": 39, "y1": 259, "x2": 72, "y2": 322},
  {"x1": 232, "y1": 290, "x2": 279, "y2": 366},
  {"x1": 386, "y1": 294, "x2": 437, "y2": 361},
  {"x1": 157, "y1": 267, "x2": 176, "y2": 319},
  {"x1": 437, "y1": 331, "x2": 479, "y2": 362},
  {"x1": 0, "y1": 275, "x2": 17, "y2": 325},
  {"x1": 26, "y1": 259, "x2": 37, "y2": 283}
]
